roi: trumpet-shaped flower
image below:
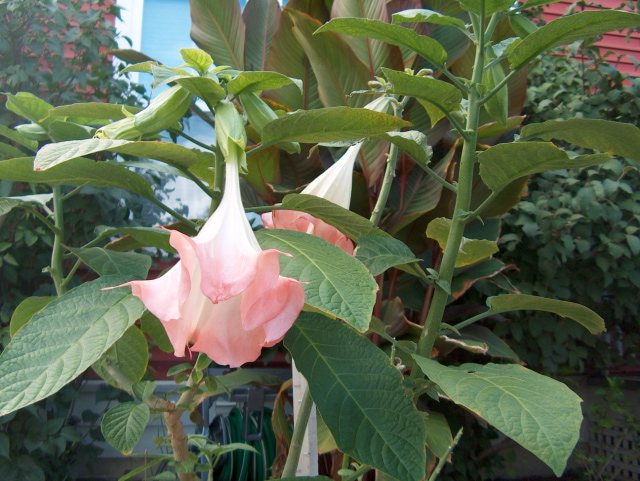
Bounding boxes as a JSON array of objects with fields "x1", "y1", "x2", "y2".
[
  {"x1": 262, "y1": 142, "x2": 363, "y2": 254},
  {"x1": 121, "y1": 155, "x2": 305, "y2": 368}
]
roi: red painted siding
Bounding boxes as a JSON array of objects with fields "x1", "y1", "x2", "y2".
[{"x1": 540, "y1": 0, "x2": 640, "y2": 76}]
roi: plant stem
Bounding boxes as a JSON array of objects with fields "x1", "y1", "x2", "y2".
[
  {"x1": 49, "y1": 185, "x2": 67, "y2": 296},
  {"x1": 147, "y1": 196, "x2": 197, "y2": 229},
  {"x1": 426, "y1": 428, "x2": 463, "y2": 481},
  {"x1": 412, "y1": 10, "x2": 487, "y2": 377},
  {"x1": 370, "y1": 100, "x2": 404, "y2": 226},
  {"x1": 281, "y1": 387, "x2": 314, "y2": 478}
]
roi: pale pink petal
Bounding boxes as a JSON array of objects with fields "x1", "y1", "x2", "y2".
[
  {"x1": 257, "y1": 277, "x2": 306, "y2": 345},
  {"x1": 190, "y1": 294, "x2": 265, "y2": 367}
]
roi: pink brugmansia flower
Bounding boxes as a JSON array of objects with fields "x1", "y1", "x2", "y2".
[
  {"x1": 262, "y1": 142, "x2": 363, "y2": 254},
  {"x1": 122, "y1": 156, "x2": 305, "y2": 368}
]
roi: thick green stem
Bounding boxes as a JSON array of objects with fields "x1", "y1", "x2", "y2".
[
  {"x1": 412, "y1": 11, "x2": 487, "y2": 376},
  {"x1": 281, "y1": 387, "x2": 314, "y2": 478},
  {"x1": 49, "y1": 186, "x2": 66, "y2": 296}
]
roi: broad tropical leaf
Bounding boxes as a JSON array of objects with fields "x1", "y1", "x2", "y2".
[
  {"x1": 285, "y1": 312, "x2": 427, "y2": 481},
  {"x1": 101, "y1": 402, "x2": 150, "y2": 455}
]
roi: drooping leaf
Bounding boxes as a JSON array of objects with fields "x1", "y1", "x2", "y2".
[
  {"x1": 478, "y1": 143, "x2": 611, "y2": 192},
  {"x1": 508, "y1": 10, "x2": 640, "y2": 69},
  {"x1": 413, "y1": 358, "x2": 583, "y2": 477},
  {"x1": 9, "y1": 296, "x2": 55, "y2": 337},
  {"x1": 458, "y1": 325, "x2": 522, "y2": 362},
  {"x1": 101, "y1": 402, "x2": 150, "y2": 455},
  {"x1": 316, "y1": 18, "x2": 448, "y2": 69},
  {"x1": 67, "y1": 247, "x2": 152, "y2": 279},
  {"x1": 520, "y1": 118, "x2": 640, "y2": 162},
  {"x1": 285, "y1": 312, "x2": 427, "y2": 481},
  {"x1": 34, "y1": 139, "x2": 199, "y2": 170},
  {"x1": 207, "y1": 368, "x2": 283, "y2": 396},
  {"x1": 486, "y1": 294, "x2": 605, "y2": 334},
  {"x1": 228, "y1": 71, "x2": 301, "y2": 96},
  {"x1": 0, "y1": 142, "x2": 30, "y2": 158},
  {"x1": 427, "y1": 217, "x2": 498, "y2": 267},
  {"x1": 375, "y1": 130, "x2": 433, "y2": 169},
  {"x1": 354, "y1": 233, "x2": 421, "y2": 276},
  {"x1": 47, "y1": 120, "x2": 93, "y2": 142},
  {"x1": 93, "y1": 326, "x2": 149, "y2": 387},
  {"x1": 97, "y1": 226, "x2": 175, "y2": 253},
  {"x1": 261, "y1": 107, "x2": 410, "y2": 144},
  {"x1": 0, "y1": 276, "x2": 145, "y2": 416},
  {"x1": 256, "y1": 229, "x2": 378, "y2": 332},
  {"x1": 0, "y1": 157, "x2": 156, "y2": 201},
  {"x1": 45, "y1": 103, "x2": 141, "y2": 122},
  {"x1": 190, "y1": 0, "x2": 245, "y2": 69},
  {"x1": 383, "y1": 68, "x2": 462, "y2": 126},
  {"x1": 0, "y1": 124, "x2": 38, "y2": 151},
  {"x1": 243, "y1": 0, "x2": 282, "y2": 71},
  {"x1": 140, "y1": 311, "x2": 174, "y2": 353},
  {"x1": 391, "y1": 8, "x2": 467, "y2": 28},
  {"x1": 423, "y1": 411, "x2": 453, "y2": 460},
  {"x1": 483, "y1": 48, "x2": 508, "y2": 127},
  {"x1": 0, "y1": 194, "x2": 53, "y2": 216},
  {"x1": 4, "y1": 92, "x2": 54, "y2": 127},
  {"x1": 287, "y1": 9, "x2": 371, "y2": 108}
]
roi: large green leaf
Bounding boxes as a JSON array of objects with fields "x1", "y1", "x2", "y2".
[
  {"x1": 316, "y1": 18, "x2": 448, "y2": 69},
  {"x1": 46, "y1": 102, "x2": 141, "y2": 121},
  {"x1": 427, "y1": 217, "x2": 498, "y2": 267},
  {"x1": 95, "y1": 226, "x2": 175, "y2": 253},
  {"x1": 68, "y1": 247, "x2": 152, "y2": 279},
  {"x1": 101, "y1": 402, "x2": 150, "y2": 455},
  {"x1": 486, "y1": 294, "x2": 605, "y2": 334},
  {"x1": 354, "y1": 233, "x2": 421, "y2": 276},
  {"x1": 520, "y1": 118, "x2": 640, "y2": 162},
  {"x1": 0, "y1": 157, "x2": 155, "y2": 201},
  {"x1": 34, "y1": 139, "x2": 199, "y2": 170},
  {"x1": 0, "y1": 124, "x2": 38, "y2": 151},
  {"x1": 508, "y1": 10, "x2": 640, "y2": 69},
  {"x1": 478, "y1": 142, "x2": 610, "y2": 192},
  {"x1": 287, "y1": 9, "x2": 371, "y2": 108},
  {"x1": 9, "y1": 296, "x2": 55, "y2": 337},
  {"x1": 391, "y1": 9, "x2": 467, "y2": 29},
  {"x1": 243, "y1": 0, "x2": 281, "y2": 71},
  {"x1": 256, "y1": 229, "x2": 377, "y2": 332},
  {"x1": 4, "y1": 92, "x2": 54, "y2": 127},
  {"x1": 0, "y1": 276, "x2": 145, "y2": 416},
  {"x1": 93, "y1": 326, "x2": 149, "y2": 387},
  {"x1": 375, "y1": 130, "x2": 433, "y2": 169},
  {"x1": 285, "y1": 312, "x2": 427, "y2": 481},
  {"x1": 413, "y1": 358, "x2": 583, "y2": 476},
  {"x1": 455, "y1": 0, "x2": 515, "y2": 16},
  {"x1": 190, "y1": 0, "x2": 245, "y2": 69},
  {"x1": 261, "y1": 107, "x2": 410, "y2": 144},
  {"x1": 383, "y1": 68, "x2": 462, "y2": 126}
]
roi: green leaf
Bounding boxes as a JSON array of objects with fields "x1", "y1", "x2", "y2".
[
  {"x1": 423, "y1": 411, "x2": 453, "y2": 460},
  {"x1": 520, "y1": 118, "x2": 640, "y2": 162},
  {"x1": 140, "y1": 311, "x2": 174, "y2": 353},
  {"x1": 46, "y1": 103, "x2": 141, "y2": 121},
  {"x1": 392, "y1": 9, "x2": 467, "y2": 28},
  {"x1": 47, "y1": 120, "x2": 93, "y2": 142},
  {"x1": 4, "y1": 92, "x2": 54, "y2": 127},
  {"x1": 179, "y1": 47, "x2": 213, "y2": 74},
  {"x1": 316, "y1": 18, "x2": 448, "y2": 69},
  {"x1": 101, "y1": 402, "x2": 150, "y2": 455},
  {"x1": 34, "y1": 139, "x2": 199, "y2": 170},
  {"x1": 190, "y1": 0, "x2": 245, "y2": 69},
  {"x1": 94, "y1": 226, "x2": 174, "y2": 253},
  {"x1": 483, "y1": 49, "x2": 508, "y2": 127},
  {"x1": 0, "y1": 157, "x2": 155, "y2": 201},
  {"x1": 256, "y1": 229, "x2": 378, "y2": 332},
  {"x1": 228, "y1": 71, "x2": 302, "y2": 96},
  {"x1": 0, "y1": 194, "x2": 53, "y2": 216},
  {"x1": 280, "y1": 194, "x2": 376, "y2": 240},
  {"x1": 383, "y1": 68, "x2": 462, "y2": 126},
  {"x1": 285, "y1": 312, "x2": 427, "y2": 481},
  {"x1": 413, "y1": 358, "x2": 583, "y2": 476},
  {"x1": 210, "y1": 368, "x2": 283, "y2": 395},
  {"x1": 288, "y1": 9, "x2": 371, "y2": 108},
  {"x1": 132, "y1": 381, "x2": 157, "y2": 402},
  {"x1": 68, "y1": 247, "x2": 152, "y2": 279},
  {"x1": 242, "y1": 0, "x2": 281, "y2": 71},
  {"x1": 9, "y1": 296, "x2": 55, "y2": 337},
  {"x1": 93, "y1": 326, "x2": 149, "y2": 387},
  {"x1": 262, "y1": 107, "x2": 410, "y2": 144},
  {"x1": 478, "y1": 143, "x2": 610, "y2": 192},
  {"x1": 354, "y1": 233, "x2": 421, "y2": 276},
  {"x1": 486, "y1": 294, "x2": 605, "y2": 334},
  {"x1": 0, "y1": 142, "x2": 27, "y2": 158},
  {"x1": 0, "y1": 124, "x2": 38, "y2": 151},
  {"x1": 427, "y1": 218, "x2": 498, "y2": 267},
  {"x1": 459, "y1": 325, "x2": 522, "y2": 362},
  {"x1": 508, "y1": 10, "x2": 640, "y2": 69},
  {"x1": 375, "y1": 130, "x2": 432, "y2": 169},
  {"x1": 0, "y1": 276, "x2": 145, "y2": 416}
]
